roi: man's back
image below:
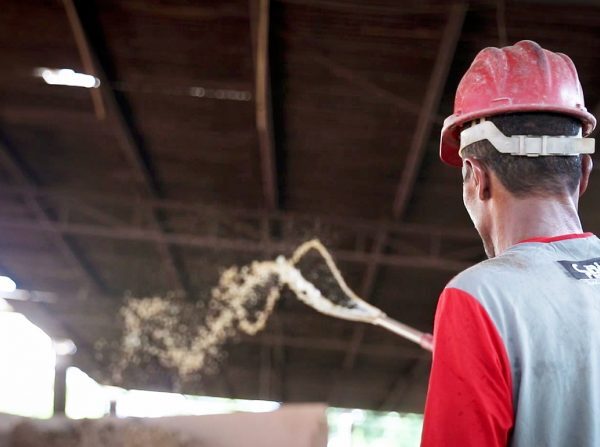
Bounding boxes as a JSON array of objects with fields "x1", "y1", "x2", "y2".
[{"x1": 422, "y1": 233, "x2": 600, "y2": 446}]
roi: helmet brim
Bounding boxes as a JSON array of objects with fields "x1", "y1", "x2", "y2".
[{"x1": 440, "y1": 104, "x2": 597, "y2": 168}]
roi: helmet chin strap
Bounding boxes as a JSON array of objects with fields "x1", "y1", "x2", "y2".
[{"x1": 459, "y1": 119, "x2": 595, "y2": 159}]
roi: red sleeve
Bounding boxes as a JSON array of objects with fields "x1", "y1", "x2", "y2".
[{"x1": 421, "y1": 287, "x2": 514, "y2": 447}]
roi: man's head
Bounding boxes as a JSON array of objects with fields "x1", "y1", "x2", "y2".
[
  {"x1": 462, "y1": 113, "x2": 584, "y2": 197},
  {"x1": 460, "y1": 113, "x2": 594, "y2": 256},
  {"x1": 440, "y1": 40, "x2": 596, "y2": 256}
]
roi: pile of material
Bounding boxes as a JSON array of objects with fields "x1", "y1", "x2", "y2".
[{"x1": 0, "y1": 404, "x2": 328, "y2": 447}]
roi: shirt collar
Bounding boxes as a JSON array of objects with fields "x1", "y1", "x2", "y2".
[{"x1": 518, "y1": 232, "x2": 594, "y2": 244}]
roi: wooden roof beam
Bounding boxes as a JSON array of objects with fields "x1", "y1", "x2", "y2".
[
  {"x1": 250, "y1": 0, "x2": 279, "y2": 210},
  {"x1": 245, "y1": 333, "x2": 428, "y2": 360},
  {"x1": 62, "y1": 0, "x2": 190, "y2": 296},
  {"x1": 0, "y1": 216, "x2": 473, "y2": 273},
  {"x1": 0, "y1": 138, "x2": 108, "y2": 294},
  {"x1": 341, "y1": 3, "x2": 467, "y2": 373},
  {"x1": 341, "y1": 227, "x2": 387, "y2": 371},
  {"x1": 304, "y1": 50, "x2": 445, "y2": 124},
  {"x1": 392, "y1": 3, "x2": 467, "y2": 219},
  {"x1": 0, "y1": 186, "x2": 478, "y2": 239},
  {"x1": 277, "y1": 0, "x2": 454, "y2": 16}
]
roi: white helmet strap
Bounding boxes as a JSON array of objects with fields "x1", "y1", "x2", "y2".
[{"x1": 459, "y1": 119, "x2": 595, "y2": 159}]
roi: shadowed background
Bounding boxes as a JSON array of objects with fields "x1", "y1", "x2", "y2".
[{"x1": 1, "y1": 0, "x2": 600, "y2": 413}]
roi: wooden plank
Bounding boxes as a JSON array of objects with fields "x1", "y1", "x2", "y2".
[
  {"x1": 341, "y1": 3, "x2": 467, "y2": 373},
  {"x1": 1, "y1": 185, "x2": 480, "y2": 240},
  {"x1": 62, "y1": 0, "x2": 105, "y2": 120},
  {"x1": 0, "y1": 216, "x2": 473, "y2": 272},
  {"x1": 392, "y1": 3, "x2": 467, "y2": 219},
  {"x1": 250, "y1": 0, "x2": 279, "y2": 210},
  {"x1": 303, "y1": 50, "x2": 442, "y2": 122},
  {"x1": 117, "y1": 1, "x2": 248, "y2": 20},
  {"x1": 341, "y1": 228, "x2": 387, "y2": 370},
  {"x1": 62, "y1": 0, "x2": 190, "y2": 295},
  {"x1": 0, "y1": 138, "x2": 108, "y2": 294},
  {"x1": 277, "y1": 0, "x2": 452, "y2": 16}
]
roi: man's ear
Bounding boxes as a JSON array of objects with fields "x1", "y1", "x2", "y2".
[
  {"x1": 579, "y1": 154, "x2": 593, "y2": 197},
  {"x1": 464, "y1": 157, "x2": 491, "y2": 201}
]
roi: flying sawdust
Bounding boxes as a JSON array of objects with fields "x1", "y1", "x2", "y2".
[{"x1": 114, "y1": 240, "x2": 432, "y2": 380}]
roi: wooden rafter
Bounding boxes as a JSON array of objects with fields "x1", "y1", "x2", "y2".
[
  {"x1": 1, "y1": 185, "x2": 480, "y2": 241},
  {"x1": 341, "y1": 3, "x2": 467, "y2": 372},
  {"x1": 392, "y1": 2, "x2": 467, "y2": 219},
  {"x1": 305, "y1": 51, "x2": 444, "y2": 124},
  {"x1": 62, "y1": 0, "x2": 190, "y2": 296},
  {"x1": 0, "y1": 215, "x2": 474, "y2": 273},
  {"x1": 0, "y1": 138, "x2": 107, "y2": 294},
  {"x1": 250, "y1": 0, "x2": 279, "y2": 210},
  {"x1": 341, "y1": 227, "x2": 387, "y2": 370},
  {"x1": 62, "y1": 0, "x2": 105, "y2": 120},
  {"x1": 60, "y1": 308, "x2": 428, "y2": 359}
]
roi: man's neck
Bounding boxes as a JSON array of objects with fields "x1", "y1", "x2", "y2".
[{"x1": 491, "y1": 196, "x2": 583, "y2": 255}]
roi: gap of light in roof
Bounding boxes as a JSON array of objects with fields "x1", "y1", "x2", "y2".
[
  {"x1": 34, "y1": 68, "x2": 100, "y2": 88},
  {"x1": 189, "y1": 86, "x2": 252, "y2": 101},
  {"x1": 0, "y1": 275, "x2": 17, "y2": 293}
]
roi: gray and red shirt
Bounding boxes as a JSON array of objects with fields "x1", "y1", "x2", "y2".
[{"x1": 421, "y1": 233, "x2": 600, "y2": 446}]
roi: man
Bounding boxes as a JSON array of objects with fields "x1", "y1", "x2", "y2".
[{"x1": 421, "y1": 40, "x2": 599, "y2": 446}]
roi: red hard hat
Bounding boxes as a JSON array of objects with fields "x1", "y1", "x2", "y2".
[{"x1": 440, "y1": 40, "x2": 597, "y2": 167}]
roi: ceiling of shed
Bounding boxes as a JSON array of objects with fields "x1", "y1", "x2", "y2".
[{"x1": 1, "y1": 0, "x2": 599, "y2": 412}]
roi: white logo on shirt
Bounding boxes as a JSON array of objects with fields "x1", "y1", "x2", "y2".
[{"x1": 571, "y1": 262, "x2": 600, "y2": 279}]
